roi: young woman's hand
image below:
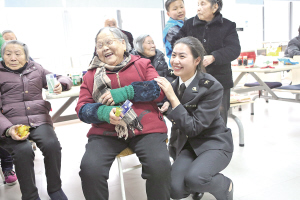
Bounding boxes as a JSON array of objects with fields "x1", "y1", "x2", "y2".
[
  {"x1": 53, "y1": 82, "x2": 62, "y2": 94},
  {"x1": 154, "y1": 77, "x2": 180, "y2": 109},
  {"x1": 101, "y1": 91, "x2": 115, "y2": 106},
  {"x1": 159, "y1": 101, "x2": 170, "y2": 113},
  {"x1": 7, "y1": 125, "x2": 30, "y2": 141}
]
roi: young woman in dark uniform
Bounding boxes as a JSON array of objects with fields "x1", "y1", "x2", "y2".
[{"x1": 155, "y1": 36, "x2": 234, "y2": 200}]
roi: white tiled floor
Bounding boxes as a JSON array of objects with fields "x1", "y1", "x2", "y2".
[{"x1": 1, "y1": 93, "x2": 300, "y2": 200}]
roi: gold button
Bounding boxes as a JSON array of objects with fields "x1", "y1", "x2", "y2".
[
  {"x1": 186, "y1": 135, "x2": 188, "y2": 138},
  {"x1": 31, "y1": 123, "x2": 34, "y2": 126},
  {"x1": 173, "y1": 122, "x2": 176, "y2": 124},
  {"x1": 27, "y1": 107, "x2": 30, "y2": 110},
  {"x1": 25, "y1": 91, "x2": 28, "y2": 93}
]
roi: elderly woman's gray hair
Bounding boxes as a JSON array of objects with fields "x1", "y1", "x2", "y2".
[
  {"x1": 95, "y1": 27, "x2": 131, "y2": 52},
  {"x1": 208, "y1": 0, "x2": 223, "y2": 14},
  {"x1": 1, "y1": 40, "x2": 30, "y2": 61},
  {"x1": 133, "y1": 34, "x2": 150, "y2": 54}
]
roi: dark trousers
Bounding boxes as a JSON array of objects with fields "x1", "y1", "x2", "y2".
[
  {"x1": 220, "y1": 88, "x2": 231, "y2": 126},
  {"x1": 0, "y1": 124, "x2": 62, "y2": 200},
  {"x1": 171, "y1": 148, "x2": 232, "y2": 200},
  {"x1": 80, "y1": 133, "x2": 171, "y2": 200},
  {"x1": 0, "y1": 147, "x2": 13, "y2": 172}
]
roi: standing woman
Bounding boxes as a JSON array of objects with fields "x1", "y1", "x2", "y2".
[
  {"x1": 155, "y1": 37, "x2": 233, "y2": 200},
  {"x1": 172, "y1": 0, "x2": 241, "y2": 125}
]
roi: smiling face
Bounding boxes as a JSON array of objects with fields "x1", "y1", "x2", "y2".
[
  {"x1": 197, "y1": 0, "x2": 217, "y2": 22},
  {"x1": 167, "y1": 0, "x2": 186, "y2": 21},
  {"x1": 96, "y1": 29, "x2": 126, "y2": 66},
  {"x1": 3, "y1": 43, "x2": 27, "y2": 70},
  {"x1": 142, "y1": 36, "x2": 156, "y2": 58},
  {"x1": 171, "y1": 43, "x2": 200, "y2": 82}
]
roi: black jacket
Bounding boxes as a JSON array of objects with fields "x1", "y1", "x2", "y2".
[
  {"x1": 131, "y1": 49, "x2": 176, "y2": 83},
  {"x1": 167, "y1": 71, "x2": 233, "y2": 160},
  {"x1": 284, "y1": 36, "x2": 300, "y2": 58},
  {"x1": 172, "y1": 13, "x2": 241, "y2": 89}
]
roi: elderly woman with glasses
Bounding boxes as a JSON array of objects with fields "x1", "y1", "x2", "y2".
[
  {"x1": 0, "y1": 40, "x2": 72, "y2": 200},
  {"x1": 131, "y1": 34, "x2": 176, "y2": 113},
  {"x1": 75, "y1": 27, "x2": 171, "y2": 200}
]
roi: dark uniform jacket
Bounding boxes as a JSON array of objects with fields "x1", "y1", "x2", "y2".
[
  {"x1": 171, "y1": 13, "x2": 241, "y2": 90},
  {"x1": 167, "y1": 71, "x2": 233, "y2": 160}
]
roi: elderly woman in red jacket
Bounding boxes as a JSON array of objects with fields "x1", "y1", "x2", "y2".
[
  {"x1": 75, "y1": 27, "x2": 171, "y2": 200},
  {"x1": 0, "y1": 40, "x2": 72, "y2": 200}
]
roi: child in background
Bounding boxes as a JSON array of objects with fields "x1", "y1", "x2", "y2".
[{"x1": 163, "y1": 0, "x2": 186, "y2": 65}]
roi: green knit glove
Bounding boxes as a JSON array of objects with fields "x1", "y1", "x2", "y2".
[
  {"x1": 110, "y1": 85, "x2": 134, "y2": 104},
  {"x1": 97, "y1": 105, "x2": 118, "y2": 123}
]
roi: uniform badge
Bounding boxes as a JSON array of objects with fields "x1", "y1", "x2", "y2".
[
  {"x1": 168, "y1": 69, "x2": 177, "y2": 78},
  {"x1": 199, "y1": 78, "x2": 214, "y2": 89},
  {"x1": 192, "y1": 87, "x2": 197, "y2": 92}
]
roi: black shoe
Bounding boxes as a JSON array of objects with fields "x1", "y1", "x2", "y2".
[
  {"x1": 192, "y1": 192, "x2": 204, "y2": 200},
  {"x1": 227, "y1": 182, "x2": 233, "y2": 200}
]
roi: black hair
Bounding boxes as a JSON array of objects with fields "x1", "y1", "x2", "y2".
[
  {"x1": 173, "y1": 36, "x2": 206, "y2": 72},
  {"x1": 165, "y1": 0, "x2": 184, "y2": 12}
]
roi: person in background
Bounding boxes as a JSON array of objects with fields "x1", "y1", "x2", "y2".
[
  {"x1": 104, "y1": 17, "x2": 134, "y2": 49},
  {"x1": 284, "y1": 26, "x2": 300, "y2": 58},
  {"x1": 163, "y1": 0, "x2": 186, "y2": 64},
  {"x1": 0, "y1": 40, "x2": 72, "y2": 200},
  {"x1": 155, "y1": 36, "x2": 234, "y2": 200},
  {"x1": 0, "y1": 33, "x2": 18, "y2": 186},
  {"x1": 2, "y1": 30, "x2": 34, "y2": 61},
  {"x1": 76, "y1": 27, "x2": 171, "y2": 200},
  {"x1": 172, "y1": 0, "x2": 241, "y2": 126},
  {"x1": 131, "y1": 34, "x2": 177, "y2": 113},
  {"x1": 2, "y1": 30, "x2": 17, "y2": 41}
]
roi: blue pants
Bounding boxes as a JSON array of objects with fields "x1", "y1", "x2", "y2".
[
  {"x1": 0, "y1": 147, "x2": 13, "y2": 172},
  {"x1": 80, "y1": 133, "x2": 171, "y2": 200}
]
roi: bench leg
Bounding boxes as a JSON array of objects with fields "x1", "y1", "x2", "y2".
[{"x1": 228, "y1": 108, "x2": 245, "y2": 147}]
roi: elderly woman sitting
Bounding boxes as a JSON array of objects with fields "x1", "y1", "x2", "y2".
[
  {"x1": 131, "y1": 34, "x2": 176, "y2": 113},
  {"x1": 0, "y1": 40, "x2": 72, "y2": 200},
  {"x1": 76, "y1": 27, "x2": 171, "y2": 200}
]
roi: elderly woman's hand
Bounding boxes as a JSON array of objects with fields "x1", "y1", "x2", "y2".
[
  {"x1": 53, "y1": 82, "x2": 62, "y2": 94},
  {"x1": 203, "y1": 55, "x2": 215, "y2": 67},
  {"x1": 7, "y1": 125, "x2": 30, "y2": 141},
  {"x1": 109, "y1": 108, "x2": 124, "y2": 125},
  {"x1": 101, "y1": 91, "x2": 116, "y2": 106}
]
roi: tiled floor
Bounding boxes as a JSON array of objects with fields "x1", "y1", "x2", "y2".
[{"x1": 1, "y1": 92, "x2": 300, "y2": 200}]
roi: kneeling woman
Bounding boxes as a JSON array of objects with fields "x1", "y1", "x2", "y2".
[{"x1": 155, "y1": 37, "x2": 234, "y2": 200}]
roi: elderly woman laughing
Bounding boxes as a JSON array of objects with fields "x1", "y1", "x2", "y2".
[{"x1": 75, "y1": 27, "x2": 171, "y2": 200}]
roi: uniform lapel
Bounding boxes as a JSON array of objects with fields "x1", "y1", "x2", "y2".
[{"x1": 180, "y1": 72, "x2": 202, "y2": 105}]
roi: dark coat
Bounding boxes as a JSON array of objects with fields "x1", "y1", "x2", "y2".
[
  {"x1": 75, "y1": 55, "x2": 168, "y2": 138},
  {"x1": 131, "y1": 49, "x2": 176, "y2": 83},
  {"x1": 0, "y1": 60, "x2": 72, "y2": 136},
  {"x1": 167, "y1": 71, "x2": 233, "y2": 160},
  {"x1": 284, "y1": 36, "x2": 300, "y2": 58},
  {"x1": 172, "y1": 13, "x2": 241, "y2": 90}
]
